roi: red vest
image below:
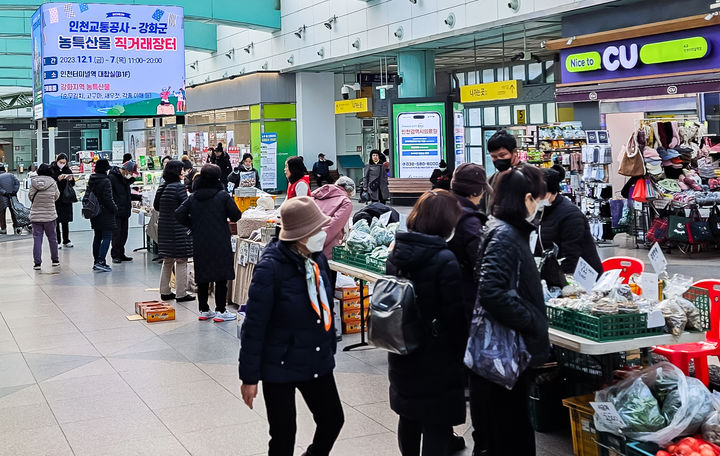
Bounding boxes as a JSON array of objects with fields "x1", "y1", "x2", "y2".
[{"x1": 287, "y1": 175, "x2": 310, "y2": 198}]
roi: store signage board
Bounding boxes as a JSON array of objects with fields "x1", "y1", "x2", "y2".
[
  {"x1": 335, "y1": 98, "x2": 370, "y2": 115},
  {"x1": 453, "y1": 103, "x2": 466, "y2": 167},
  {"x1": 560, "y1": 25, "x2": 720, "y2": 85},
  {"x1": 392, "y1": 102, "x2": 447, "y2": 179},
  {"x1": 573, "y1": 257, "x2": 599, "y2": 292},
  {"x1": 460, "y1": 80, "x2": 520, "y2": 103},
  {"x1": 648, "y1": 242, "x2": 668, "y2": 273},
  {"x1": 260, "y1": 133, "x2": 278, "y2": 189},
  {"x1": 31, "y1": 3, "x2": 185, "y2": 119}
]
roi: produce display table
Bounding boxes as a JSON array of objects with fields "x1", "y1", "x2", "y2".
[
  {"x1": 328, "y1": 261, "x2": 382, "y2": 351},
  {"x1": 549, "y1": 328, "x2": 706, "y2": 355}
]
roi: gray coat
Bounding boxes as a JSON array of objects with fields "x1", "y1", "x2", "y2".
[
  {"x1": 29, "y1": 176, "x2": 60, "y2": 223},
  {"x1": 362, "y1": 163, "x2": 389, "y2": 202},
  {"x1": 0, "y1": 172, "x2": 20, "y2": 211}
]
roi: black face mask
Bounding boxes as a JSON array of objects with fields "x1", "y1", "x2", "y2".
[{"x1": 493, "y1": 158, "x2": 512, "y2": 172}]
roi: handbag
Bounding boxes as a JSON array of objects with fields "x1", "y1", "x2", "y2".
[
  {"x1": 367, "y1": 275, "x2": 422, "y2": 355},
  {"x1": 631, "y1": 178, "x2": 648, "y2": 202},
  {"x1": 686, "y1": 207, "x2": 713, "y2": 244},
  {"x1": 668, "y1": 211, "x2": 690, "y2": 242},
  {"x1": 618, "y1": 133, "x2": 647, "y2": 177},
  {"x1": 61, "y1": 182, "x2": 78, "y2": 204},
  {"x1": 539, "y1": 245, "x2": 567, "y2": 288},
  {"x1": 646, "y1": 216, "x2": 669, "y2": 245},
  {"x1": 708, "y1": 204, "x2": 720, "y2": 239}
]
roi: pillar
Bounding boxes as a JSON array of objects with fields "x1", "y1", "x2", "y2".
[
  {"x1": 35, "y1": 120, "x2": 43, "y2": 165},
  {"x1": 155, "y1": 118, "x2": 161, "y2": 157},
  {"x1": 397, "y1": 51, "x2": 436, "y2": 98},
  {"x1": 177, "y1": 124, "x2": 184, "y2": 158},
  {"x1": 48, "y1": 126, "x2": 56, "y2": 162},
  {"x1": 296, "y1": 72, "x2": 337, "y2": 163}
]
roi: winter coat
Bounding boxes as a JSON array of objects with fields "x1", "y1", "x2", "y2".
[
  {"x1": 29, "y1": 176, "x2": 59, "y2": 223},
  {"x1": 430, "y1": 168, "x2": 452, "y2": 190},
  {"x1": 210, "y1": 152, "x2": 232, "y2": 183},
  {"x1": 175, "y1": 183, "x2": 242, "y2": 284},
  {"x1": 386, "y1": 231, "x2": 467, "y2": 426},
  {"x1": 0, "y1": 172, "x2": 20, "y2": 211},
  {"x1": 537, "y1": 195, "x2": 603, "y2": 274},
  {"x1": 228, "y1": 166, "x2": 261, "y2": 189},
  {"x1": 239, "y1": 239, "x2": 337, "y2": 385},
  {"x1": 475, "y1": 217, "x2": 550, "y2": 368},
  {"x1": 86, "y1": 173, "x2": 118, "y2": 231},
  {"x1": 351, "y1": 202, "x2": 400, "y2": 225},
  {"x1": 312, "y1": 159, "x2": 334, "y2": 178},
  {"x1": 108, "y1": 167, "x2": 141, "y2": 219},
  {"x1": 312, "y1": 184, "x2": 353, "y2": 258},
  {"x1": 184, "y1": 168, "x2": 198, "y2": 193},
  {"x1": 362, "y1": 162, "x2": 389, "y2": 202},
  {"x1": 448, "y1": 193, "x2": 488, "y2": 320},
  {"x1": 50, "y1": 163, "x2": 75, "y2": 223},
  {"x1": 153, "y1": 181, "x2": 193, "y2": 259}
]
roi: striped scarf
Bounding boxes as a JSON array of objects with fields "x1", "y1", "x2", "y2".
[{"x1": 304, "y1": 258, "x2": 332, "y2": 332}]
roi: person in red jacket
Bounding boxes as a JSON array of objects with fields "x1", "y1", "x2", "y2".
[{"x1": 285, "y1": 156, "x2": 310, "y2": 198}]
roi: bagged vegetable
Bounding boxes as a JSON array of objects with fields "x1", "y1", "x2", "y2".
[
  {"x1": 702, "y1": 392, "x2": 720, "y2": 444},
  {"x1": 370, "y1": 224, "x2": 394, "y2": 247},
  {"x1": 386, "y1": 222, "x2": 399, "y2": 235},
  {"x1": 369, "y1": 245, "x2": 389, "y2": 260},
  {"x1": 345, "y1": 230, "x2": 377, "y2": 254},
  {"x1": 661, "y1": 376, "x2": 713, "y2": 435},
  {"x1": 351, "y1": 219, "x2": 371, "y2": 234},
  {"x1": 658, "y1": 299, "x2": 688, "y2": 336},
  {"x1": 664, "y1": 274, "x2": 694, "y2": 299},
  {"x1": 676, "y1": 297, "x2": 703, "y2": 331},
  {"x1": 595, "y1": 362, "x2": 702, "y2": 446}
]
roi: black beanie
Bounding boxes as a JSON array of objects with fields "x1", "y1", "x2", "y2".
[
  {"x1": 451, "y1": 163, "x2": 489, "y2": 197},
  {"x1": 544, "y1": 165, "x2": 566, "y2": 194},
  {"x1": 95, "y1": 159, "x2": 111, "y2": 174}
]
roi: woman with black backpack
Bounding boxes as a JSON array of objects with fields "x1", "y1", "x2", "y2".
[{"x1": 385, "y1": 189, "x2": 466, "y2": 456}]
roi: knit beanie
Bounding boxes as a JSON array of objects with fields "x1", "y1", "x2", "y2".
[
  {"x1": 95, "y1": 159, "x2": 111, "y2": 174},
  {"x1": 450, "y1": 163, "x2": 489, "y2": 197}
]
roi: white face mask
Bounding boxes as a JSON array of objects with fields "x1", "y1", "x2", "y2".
[
  {"x1": 537, "y1": 198, "x2": 551, "y2": 211},
  {"x1": 525, "y1": 195, "x2": 540, "y2": 223},
  {"x1": 439, "y1": 167, "x2": 447, "y2": 172},
  {"x1": 304, "y1": 231, "x2": 327, "y2": 253}
]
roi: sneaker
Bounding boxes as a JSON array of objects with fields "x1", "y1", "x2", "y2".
[
  {"x1": 52, "y1": 261, "x2": 60, "y2": 267},
  {"x1": 161, "y1": 293, "x2": 176, "y2": 300},
  {"x1": 198, "y1": 311, "x2": 216, "y2": 321},
  {"x1": 63, "y1": 243, "x2": 73, "y2": 248},
  {"x1": 112, "y1": 257, "x2": 122, "y2": 264},
  {"x1": 58, "y1": 245, "x2": 61, "y2": 250},
  {"x1": 119, "y1": 255, "x2": 133, "y2": 262},
  {"x1": 213, "y1": 311, "x2": 237, "y2": 322},
  {"x1": 33, "y1": 263, "x2": 41, "y2": 270},
  {"x1": 93, "y1": 262, "x2": 112, "y2": 272},
  {"x1": 176, "y1": 295, "x2": 196, "y2": 302}
]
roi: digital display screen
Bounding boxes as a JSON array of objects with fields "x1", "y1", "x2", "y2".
[
  {"x1": 32, "y1": 3, "x2": 185, "y2": 119},
  {"x1": 392, "y1": 102, "x2": 447, "y2": 179}
]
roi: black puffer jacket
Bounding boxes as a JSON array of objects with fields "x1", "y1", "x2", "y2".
[
  {"x1": 108, "y1": 167, "x2": 141, "y2": 219},
  {"x1": 210, "y1": 152, "x2": 233, "y2": 184},
  {"x1": 175, "y1": 182, "x2": 241, "y2": 284},
  {"x1": 475, "y1": 218, "x2": 550, "y2": 368},
  {"x1": 154, "y1": 181, "x2": 192, "y2": 259},
  {"x1": 386, "y1": 232, "x2": 466, "y2": 426},
  {"x1": 537, "y1": 195, "x2": 603, "y2": 274},
  {"x1": 50, "y1": 163, "x2": 75, "y2": 223},
  {"x1": 448, "y1": 193, "x2": 488, "y2": 320},
  {"x1": 86, "y1": 173, "x2": 117, "y2": 231},
  {"x1": 239, "y1": 239, "x2": 337, "y2": 385}
]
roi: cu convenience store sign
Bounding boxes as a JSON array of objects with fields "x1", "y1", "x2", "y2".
[
  {"x1": 31, "y1": 3, "x2": 185, "y2": 118},
  {"x1": 560, "y1": 25, "x2": 720, "y2": 85}
]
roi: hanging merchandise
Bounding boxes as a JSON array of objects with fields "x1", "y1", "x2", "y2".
[
  {"x1": 708, "y1": 204, "x2": 720, "y2": 239},
  {"x1": 631, "y1": 178, "x2": 648, "y2": 202},
  {"x1": 668, "y1": 211, "x2": 691, "y2": 243},
  {"x1": 618, "y1": 134, "x2": 647, "y2": 177},
  {"x1": 686, "y1": 206, "x2": 713, "y2": 244}
]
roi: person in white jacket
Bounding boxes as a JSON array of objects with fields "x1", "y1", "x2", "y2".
[{"x1": 29, "y1": 163, "x2": 60, "y2": 269}]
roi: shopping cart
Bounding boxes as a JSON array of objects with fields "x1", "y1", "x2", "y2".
[{"x1": 8, "y1": 195, "x2": 31, "y2": 234}]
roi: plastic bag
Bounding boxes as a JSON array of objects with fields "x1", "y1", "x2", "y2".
[
  {"x1": 370, "y1": 224, "x2": 394, "y2": 247},
  {"x1": 368, "y1": 245, "x2": 389, "y2": 260},
  {"x1": 351, "y1": 219, "x2": 371, "y2": 234},
  {"x1": 595, "y1": 362, "x2": 706, "y2": 446},
  {"x1": 702, "y1": 392, "x2": 720, "y2": 444},
  {"x1": 664, "y1": 274, "x2": 694, "y2": 299},
  {"x1": 658, "y1": 299, "x2": 688, "y2": 336},
  {"x1": 346, "y1": 230, "x2": 377, "y2": 254},
  {"x1": 676, "y1": 297, "x2": 703, "y2": 331},
  {"x1": 610, "y1": 377, "x2": 666, "y2": 433},
  {"x1": 662, "y1": 377, "x2": 713, "y2": 435}
]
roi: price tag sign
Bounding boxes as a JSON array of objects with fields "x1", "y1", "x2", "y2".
[
  {"x1": 238, "y1": 242, "x2": 249, "y2": 266},
  {"x1": 648, "y1": 243, "x2": 668, "y2": 274},
  {"x1": 639, "y1": 272, "x2": 659, "y2": 301},
  {"x1": 590, "y1": 402, "x2": 626, "y2": 431},
  {"x1": 633, "y1": 200, "x2": 643, "y2": 210},
  {"x1": 573, "y1": 257, "x2": 599, "y2": 292},
  {"x1": 138, "y1": 211, "x2": 145, "y2": 225},
  {"x1": 231, "y1": 237, "x2": 237, "y2": 253},
  {"x1": 379, "y1": 211, "x2": 392, "y2": 226},
  {"x1": 647, "y1": 309, "x2": 665, "y2": 329}
]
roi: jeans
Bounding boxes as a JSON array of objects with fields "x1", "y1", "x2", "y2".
[
  {"x1": 32, "y1": 221, "x2": 59, "y2": 265},
  {"x1": 92, "y1": 228, "x2": 112, "y2": 264},
  {"x1": 197, "y1": 281, "x2": 228, "y2": 313},
  {"x1": 111, "y1": 216, "x2": 129, "y2": 259},
  {"x1": 56, "y1": 221, "x2": 70, "y2": 245},
  {"x1": 262, "y1": 373, "x2": 344, "y2": 456},
  {"x1": 397, "y1": 416, "x2": 449, "y2": 456},
  {"x1": 160, "y1": 258, "x2": 190, "y2": 297},
  {"x1": 469, "y1": 373, "x2": 534, "y2": 456}
]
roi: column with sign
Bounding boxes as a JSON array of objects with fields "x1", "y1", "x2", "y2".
[{"x1": 260, "y1": 133, "x2": 278, "y2": 190}]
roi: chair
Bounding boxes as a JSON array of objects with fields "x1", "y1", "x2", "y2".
[
  {"x1": 652, "y1": 280, "x2": 720, "y2": 386},
  {"x1": 601, "y1": 256, "x2": 644, "y2": 284}
]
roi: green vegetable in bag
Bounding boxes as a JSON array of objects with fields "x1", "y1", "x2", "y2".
[
  {"x1": 369, "y1": 245, "x2": 389, "y2": 260},
  {"x1": 351, "y1": 219, "x2": 371, "y2": 234},
  {"x1": 612, "y1": 378, "x2": 666, "y2": 433},
  {"x1": 346, "y1": 230, "x2": 377, "y2": 253},
  {"x1": 370, "y1": 224, "x2": 394, "y2": 247},
  {"x1": 661, "y1": 377, "x2": 713, "y2": 435}
]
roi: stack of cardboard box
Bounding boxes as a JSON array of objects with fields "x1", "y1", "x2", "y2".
[
  {"x1": 334, "y1": 285, "x2": 369, "y2": 335},
  {"x1": 134, "y1": 300, "x2": 176, "y2": 323}
]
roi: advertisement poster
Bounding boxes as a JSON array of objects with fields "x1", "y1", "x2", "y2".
[
  {"x1": 453, "y1": 103, "x2": 466, "y2": 167},
  {"x1": 260, "y1": 133, "x2": 278, "y2": 189},
  {"x1": 392, "y1": 102, "x2": 446, "y2": 179},
  {"x1": 32, "y1": 3, "x2": 185, "y2": 118}
]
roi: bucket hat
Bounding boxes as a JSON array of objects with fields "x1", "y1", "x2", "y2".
[{"x1": 279, "y1": 196, "x2": 331, "y2": 242}]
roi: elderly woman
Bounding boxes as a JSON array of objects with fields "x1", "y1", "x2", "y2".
[
  {"x1": 311, "y1": 176, "x2": 355, "y2": 258},
  {"x1": 239, "y1": 196, "x2": 344, "y2": 456}
]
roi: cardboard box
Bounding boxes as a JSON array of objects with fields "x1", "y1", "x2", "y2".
[
  {"x1": 140, "y1": 304, "x2": 168, "y2": 319},
  {"x1": 135, "y1": 300, "x2": 166, "y2": 315},
  {"x1": 342, "y1": 307, "x2": 369, "y2": 323},
  {"x1": 335, "y1": 285, "x2": 369, "y2": 300},
  {"x1": 341, "y1": 297, "x2": 370, "y2": 312},
  {"x1": 145, "y1": 306, "x2": 176, "y2": 323},
  {"x1": 342, "y1": 319, "x2": 363, "y2": 334}
]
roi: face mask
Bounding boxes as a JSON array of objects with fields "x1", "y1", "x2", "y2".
[
  {"x1": 494, "y1": 158, "x2": 512, "y2": 172},
  {"x1": 446, "y1": 228, "x2": 456, "y2": 242},
  {"x1": 304, "y1": 231, "x2": 327, "y2": 253},
  {"x1": 439, "y1": 167, "x2": 447, "y2": 172},
  {"x1": 537, "y1": 198, "x2": 551, "y2": 211},
  {"x1": 526, "y1": 197, "x2": 540, "y2": 223}
]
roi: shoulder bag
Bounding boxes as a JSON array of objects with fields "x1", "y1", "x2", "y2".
[
  {"x1": 618, "y1": 132, "x2": 647, "y2": 177},
  {"x1": 646, "y1": 206, "x2": 669, "y2": 245},
  {"x1": 686, "y1": 206, "x2": 713, "y2": 244},
  {"x1": 61, "y1": 179, "x2": 78, "y2": 204},
  {"x1": 668, "y1": 209, "x2": 690, "y2": 243},
  {"x1": 367, "y1": 274, "x2": 422, "y2": 355}
]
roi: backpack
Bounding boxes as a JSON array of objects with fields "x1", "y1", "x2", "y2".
[
  {"x1": 367, "y1": 275, "x2": 422, "y2": 355},
  {"x1": 82, "y1": 189, "x2": 101, "y2": 219}
]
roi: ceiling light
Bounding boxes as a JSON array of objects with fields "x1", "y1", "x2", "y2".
[
  {"x1": 566, "y1": 36, "x2": 576, "y2": 45},
  {"x1": 225, "y1": 49, "x2": 234, "y2": 59},
  {"x1": 508, "y1": 0, "x2": 520, "y2": 11},
  {"x1": 394, "y1": 26, "x2": 404, "y2": 39},
  {"x1": 317, "y1": 47, "x2": 325, "y2": 58},
  {"x1": 324, "y1": 16, "x2": 336, "y2": 30},
  {"x1": 287, "y1": 55, "x2": 294, "y2": 64},
  {"x1": 243, "y1": 42, "x2": 254, "y2": 53},
  {"x1": 409, "y1": 0, "x2": 417, "y2": 3},
  {"x1": 261, "y1": 62, "x2": 268, "y2": 70},
  {"x1": 351, "y1": 39, "x2": 360, "y2": 50},
  {"x1": 294, "y1": 25, "x2": 306, "y2": 39},
  {"x1": 444, "y1": 13, "x2": 455, "y2": 28},
  {"x1": 189, "y1": 60, "x2": 198, "y2": 70}
]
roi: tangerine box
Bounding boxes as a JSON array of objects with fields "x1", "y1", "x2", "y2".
[
  {"x1": 140, "y1": 304, "x2": 168, "y2": 319},
  {"x1": 135, "y1": 300, "x2": 167, "y2": 315},
  {"x1": 146, "y1": 306, "x2": 176, "y2": 323},
  {"x1": 342, "y1": 308, "x2": 369, "y2": 323},
  {"x1": 341, "y1": 297, "x2": 370, "y2": 312},
  {"x1": 335, "y1": 285, "x2": 369, "y2": 300},
  {"x1": 342, "y1": 320, "x2": 363, "y2": 334}
]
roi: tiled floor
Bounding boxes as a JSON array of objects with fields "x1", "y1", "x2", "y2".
[{"x1": 1, "y1": 224, "x2": 718, "y2": 455}]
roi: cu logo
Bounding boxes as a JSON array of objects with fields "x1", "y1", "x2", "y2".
[
  {"x1": 589, "y1": 92, "x2": 598, "y2": 101},
  {"x1": 667, "y1": 85, "x2": 678, "y2": 94}
]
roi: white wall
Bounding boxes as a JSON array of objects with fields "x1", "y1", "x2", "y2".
[
  {"x1": 184, "y1": 0, "x2": 618, "y2": 84},
  {"x1": 296, "y1": 72, "x2": 337, "y2": 161}
]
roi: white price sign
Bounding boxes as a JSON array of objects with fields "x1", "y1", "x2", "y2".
[
  {"x1": 639, "y1": 272, "x2": 659, "y2": 301},
  {"x1": 648, "y1": 243, "x2": 668, "y2": 274},
  {"x1": 573, "y1": 257, "x2": 599, "y2": 292},
  {"x1": 591, "y1": 402, "x2": 626, "y2": 431},
  {"x1": 647, "y1": 310, "x2": 665, "y2": 329}
]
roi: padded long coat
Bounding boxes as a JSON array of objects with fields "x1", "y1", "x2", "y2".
[
  {"x1": 154, "y1": 181, "x2": 193, "y2": 259},
  {"x1": 175, "y1": 183, "x2": 241, "y2": 284}
]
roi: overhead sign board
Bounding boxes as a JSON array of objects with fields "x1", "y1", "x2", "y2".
[
  {"x1": 460, "y1": 80, "x2": 520, "y2": 103},
  {"x1": 560, "y1": 26, "x2": 720, "y2": 85},
  {"x1": 31, "y1": 3, "x2": 186, "y2": 119},
  {"x1": 334, "y1": 98, "x2": 370, "y2": 115}
]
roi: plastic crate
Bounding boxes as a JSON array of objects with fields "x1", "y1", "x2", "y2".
[
  {"x1": 332, "y1": 246, "x2": 386, "y2": 275},
  {"x1": 626, "y1": 441, "x2": 659, "y2": 456},
  {"x1": 572, "y1": 311, "x2": 664, "y2": 342},
  {"x1": 547, "y1": 306, "x2": 576, "y2": 333},
  {"x1": 683, "y1": 286, "x2": 711, "y2": 332},
  {"x1": 562, "y1": 394, "x2": 599, "y2": 456}
]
